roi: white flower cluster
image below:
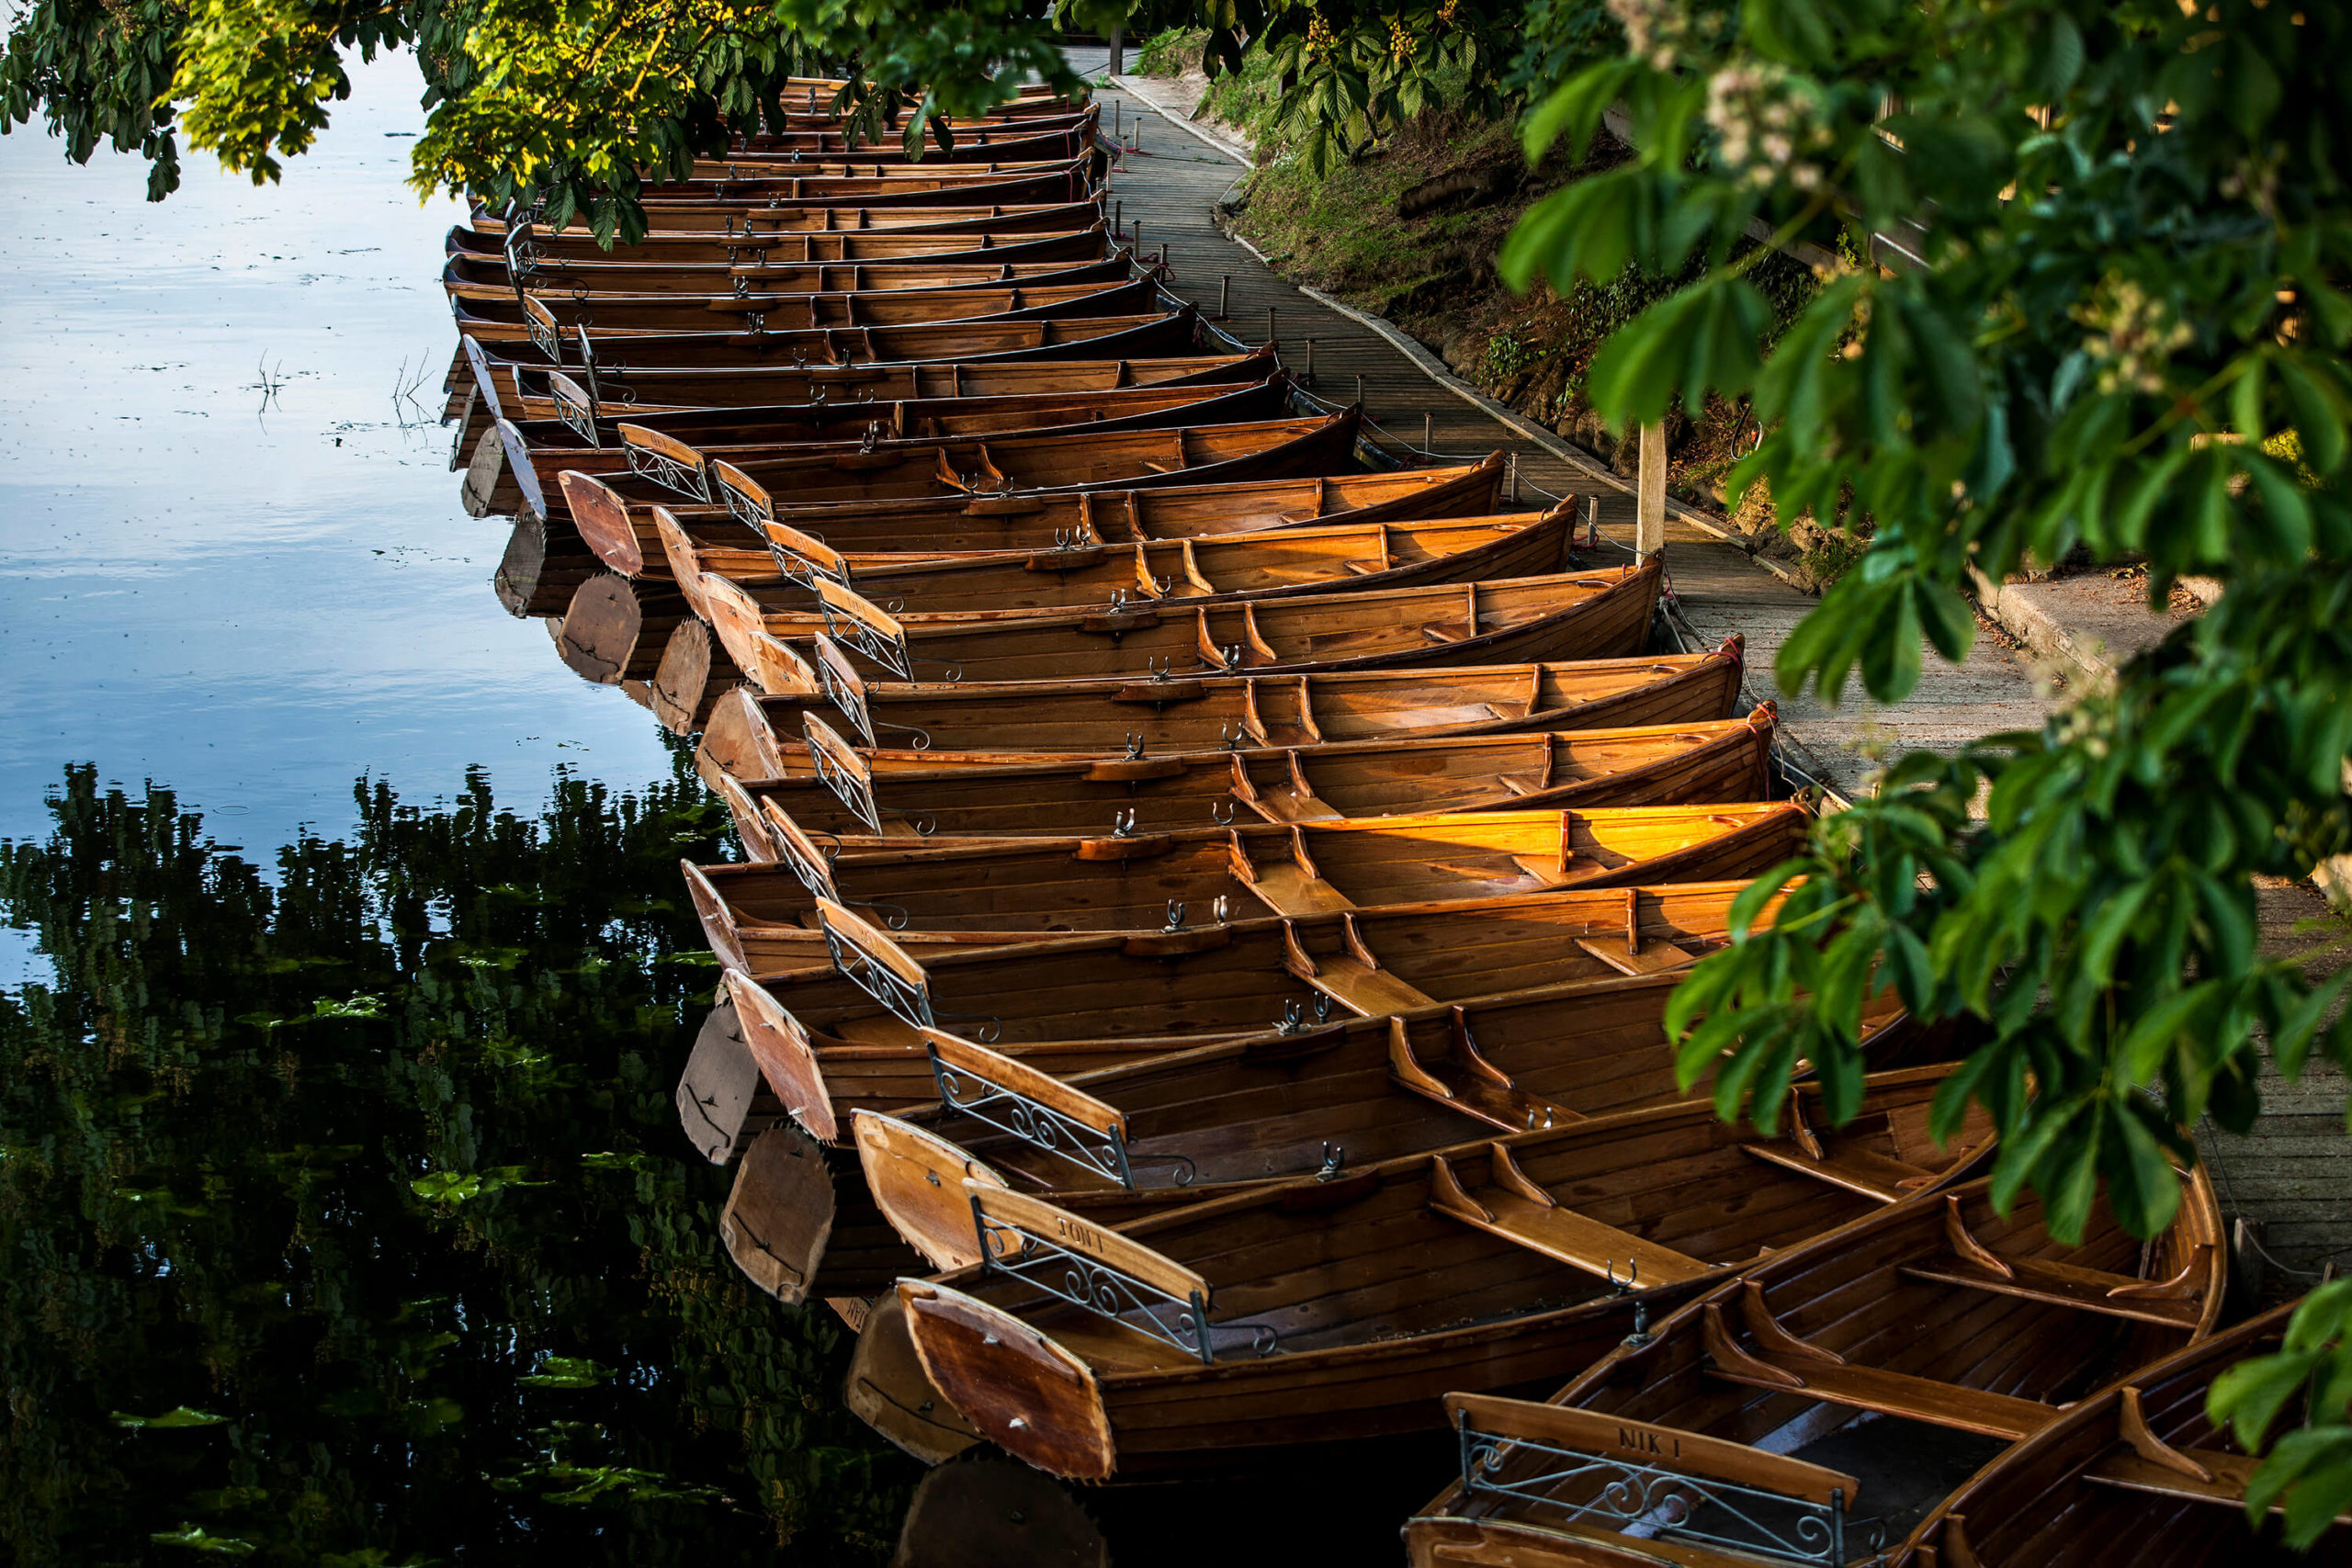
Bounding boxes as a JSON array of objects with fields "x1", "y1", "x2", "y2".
[
  {"x1": 1703, "y1": 60, "x2": 1832, "y2": 189},
  {"x1": 1606, "y1": 0, "x2": 1692, "y2": 69},
  {"x1": 2075, "y1": 276, "x2": 2191, "y2": 396}
]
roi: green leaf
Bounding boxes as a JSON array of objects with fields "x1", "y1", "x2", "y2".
[{"x1": 113, "y1": 1406, "x2": 231, "y2": 1429}]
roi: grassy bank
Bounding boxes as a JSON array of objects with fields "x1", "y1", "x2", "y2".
[{"x1": 1129, "y1": 31, "x2": 1860, "y2": 589}]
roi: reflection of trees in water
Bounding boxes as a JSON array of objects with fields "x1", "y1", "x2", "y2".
[{"x1": 0, "y1": 761, "x2": 912, "y2": 1565}]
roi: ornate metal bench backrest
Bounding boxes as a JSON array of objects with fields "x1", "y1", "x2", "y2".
[
  {"x1": 818, "y1": 907, "x2": 933, "y2": 1030},
  {"x1": 971, "y1": 1197, "x2": 1215, "y2": 1365},
  {"x1": 624, "y1": 434, "x2": 712, "y2": 502},
  {"x1": 929, "y1": 1043, "x2": 1137, "y2": 1190},
  {"x1": 1454, "y1": 1409, "x2": 1880, "y2": 1567},
  {"x1": 804, "y1": 717, "x2": 884, "y2": 835}
]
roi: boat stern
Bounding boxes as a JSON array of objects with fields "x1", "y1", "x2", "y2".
[{"x1": 899, "y1": 1279, "x2": 1117, "y2": 1481}]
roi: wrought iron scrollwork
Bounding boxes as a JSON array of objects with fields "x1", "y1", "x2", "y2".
[
  {"x1": 971, "y1": 1203, "x2": 1264, "y2": 1365},
  {"x1": 625, "y1": 439, "x2": 711, "y2": 502},
  {"x1": 1453, "y1": 1410, "x2": 1883, "y2": 1567},
  {"x1": 929, "y1": 1048, "x2": 1194, "y2": 1190},
  {"x1": 554, "y1": 384, "x2": 598, "y2": 446},
  {"x1": 818, "y1": 598, "x2": 917, "y2": 682},
  {"x1": 820, "y1": 918, "x2": 934, "y2": 1030}
]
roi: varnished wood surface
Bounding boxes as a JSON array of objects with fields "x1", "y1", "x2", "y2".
[
  {"x1": 883, "y1": 1070, "x2": 1989, "y2": 1478},
  {"x1": 1405, "y1": 1169, "x2": 2226, "y2": 1566},
  {"x1": 715, "y1": 711, "x2": 1774, "y2": 843},
  {"x1": 693, "y1": 648, "x2": 1747, "y2": 783}
]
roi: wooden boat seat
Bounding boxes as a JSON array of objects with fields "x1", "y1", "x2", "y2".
[
  {"x1": 1742, "y1": 1139, "x2": 1937, "y2": 1203},
  {"x1": 1430, "y1": 1146, "x2": 1715, "y2": 1287},
  {"x1": 2073, "y1": 1385, "x2": 2352, "y2": 1523},
  {"x1": 1282, "y1": 918, "x2": 1435, "y2": 1018},
  {"x1": 1573, "y1": 935, "x2": 1704, "y2": 976},
  {"x1": 1898, "y1": 1254, "x2": 2207, "y2": 1329},
  {"x1": 1230, "y1": 826, "x2": 1354, "y2": 914},
  {"x1": 1896, "y1": 1197, "x2": 2210, "y2": 1328},
  {"x1": 1303, "y1": 956, "x2": 1436, "y2": 1017},
  {"x1": 1245, "y1": 863, "x2": 1355, "y2": 913},
  {"x1": 1385, "y1": 1014, "x2": 1577, "y2": 1133},
  {"x1": 1699, "y1": 1303, "x2": 2053, "y2": 1441}
]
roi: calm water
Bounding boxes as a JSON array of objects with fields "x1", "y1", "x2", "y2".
[
  {"x1": 0, "y1": 54, "x2": 914, "y2": 1564},
  {"x1": 0, "y1": 55, "x2": 673, "y2": 859}
]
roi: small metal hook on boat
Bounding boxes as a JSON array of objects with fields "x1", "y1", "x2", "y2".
[
  {"x1": 1124, "y1": 733, "x2": 1145, "y2": 759},
  {"x1": 1147, "y1": 656, "x2": 1173, "y2": 682},
  {"x1": 1162, "y1": 901, "x2": 1188, "y2": 932},
  {"x1": 1525, "y1": 1106, "x2": 1555, "y2": 1130},
  {"x1": 1221, "y1": 643, "x2": 1245, "y2": 671},
  {"x1": 1109, "y1": 807, "x2": 1138, "y2": 840},
  {"x1": 860, "y1": 421, "x2": 881, "y2": 454},
  {"x1": 1622, "y1": 1296, "x2": 1653, "y2": 1349},
  {"x1": 1605, "y1": 1258, "x2": 1640, "y2": 1297},
  {"x1": 1315, "y1": 1143, "x2": 1346, "y2": 1181},
  {"x1": 1208, "y1": 801, "x2": 1236, "y2": 826}
]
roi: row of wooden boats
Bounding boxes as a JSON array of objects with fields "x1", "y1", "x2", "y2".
[{"x1": 440, "y1": 83, "x2": 2332, "y2": 1564}]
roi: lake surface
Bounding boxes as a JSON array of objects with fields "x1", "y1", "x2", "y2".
[{"x1": 0, "y1": 54, "x2": 913, "y2": 1564}]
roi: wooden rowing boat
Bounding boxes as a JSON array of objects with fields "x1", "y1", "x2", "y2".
[
  {"x1": 863, "y1": 1067, "x2": 1991, "y2": 1477},
  {"x1": 529, "y1": 375, "x2": 1294, "y2": 495},
  {"x1": 674, "y1": 815, "x2": 1806, "y2": 1111},
  {"x1": 643, "y1": 152, "x2": 1106, "y2": 200},
  {"x1": 691, "y1": 645, "x2": 1747, "y2": 786},
  {"x1": 454, "y1": 220, "x2": 1111, "y2": 273},
  {"x1": 709, "y1": 711, "x2": 1776, "y2": 849},
  {"x1": 451, "y1": 275, "x2": 1158, "y2": 345},
  {"x1": 677, "y1": 122, "x2": 1092, "y2": 173},
  {"x1": 466, "y1": 197, "x2": 1109, "y2": 243},
  {"x1": 1902, "y1": 1302, "x2": 2348, "y2": 1567},
  {"x1": 449, "y1": 310, "x2": 1212, "y2": 468},
  {"x1": 1400, "y1": 1168, "x2": 2225, "y2": 1566},
  {"x1": 500, "y1": 404, "x2": 1362, "y2": 523},
  {"x1": 685, "y1": 915, "x2": 1852, "y2": 1159},
  {"x1": 709, "y1": 972, "x2": 1956, "y2": 1303},
  {"x1": 654, "y1": 510, "x2": 1577, "y2": 636},
  {"x1": 602, "y1": 509, "x2": 1575, "y2": 682},
  {"x1": 467, "y1": 301, "x2": 1191, "y2": 389},
  {"x1": 565, "y1": 450, "x2": 1495, "y2": 577},
  {"x1": 684, "y1": 797, "x2": 1809, "y2": 971},
  {"x1": 843, "y1": 979, "x2": 1945, "y2": 1267},
  {"x1": 442, "y1": 251, "x2": 1130, "y2": 308},
  {"x1": 520, "y1": 166, "x2": 1100, "y2": 222},
  {"x1": 489, "y1": 351, "x2": 1265, "y2": 442},
  {"x1": 700, "y1": 562, "x2": 1662, "y2": 703}
]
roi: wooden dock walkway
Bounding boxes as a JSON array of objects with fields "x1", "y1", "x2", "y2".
[{"x1": 1084, "y1": 54, "x2": 2352, "y2": 1289}]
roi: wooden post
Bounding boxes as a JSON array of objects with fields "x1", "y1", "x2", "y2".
[
  {"x1": 1635, "y1": 422, "x2": 1668, "y2": 566},
  {"x1": 1108, "y1": 24, "x2": 1125, "y2": 76}
]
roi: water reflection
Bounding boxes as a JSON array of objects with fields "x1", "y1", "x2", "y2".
[{"x1": 0, "y1": 760, "x2": 914, "y2": 1564}]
